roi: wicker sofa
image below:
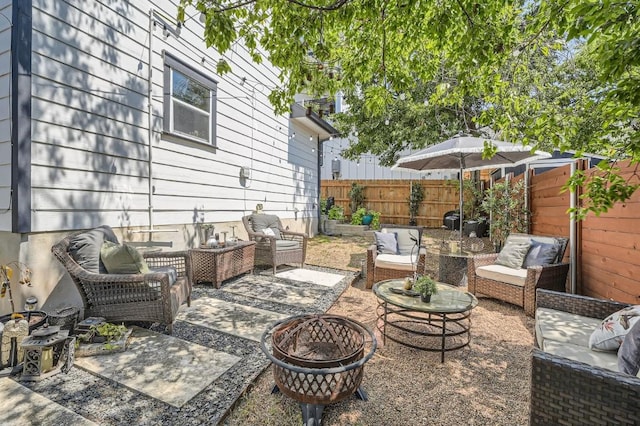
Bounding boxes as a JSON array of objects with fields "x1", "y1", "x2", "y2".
[
  {"x1": 51, "y1": 226, "x2": 192, "y2": 333},
  {"x1": 467, "y1": 233, "x2": 570, "y2": 316},
  {"x1": 365, "y1": 224, "x2": 425, "y2": 289},
  {"x1": 531, "y1": 289, "x2": 640, "y2": 425}
]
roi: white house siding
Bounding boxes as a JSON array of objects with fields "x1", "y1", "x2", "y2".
[
  {"x1": 28, "y1": 0, "x2": 320, "y2": 236},
  {"x1": 0, "y1": 0, "x2": 324, "y2": 314},
  {"x1": 320, "y1": 138, "x2": 455, "y2": 181},
  {"x1": 0, "y1": 1, "x2": 11, "y2": 231}
]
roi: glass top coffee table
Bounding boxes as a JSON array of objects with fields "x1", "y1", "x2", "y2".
[{"x1": 372, "y1": 279, "x2": 478, "y2": 362}]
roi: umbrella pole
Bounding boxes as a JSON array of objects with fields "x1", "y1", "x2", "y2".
[{"x1": 459, "y1": 164, "x2": 464, "y2": 244}]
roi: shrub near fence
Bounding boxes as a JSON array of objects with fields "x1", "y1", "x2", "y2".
[{"x1": 321, "y1": 179, "x2": 461, "y2": 228}]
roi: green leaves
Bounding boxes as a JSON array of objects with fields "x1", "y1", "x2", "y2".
[
  {"x1": 565, "y1": 162, "x2": 640, "y2": 220},
  {"x1": 177, "y1": 0, "x2": 640, "y2": 217}
]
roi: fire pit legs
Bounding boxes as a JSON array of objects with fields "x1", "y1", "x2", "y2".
[
  {"x1": 261, "y1": 314, "x2": 377, "y2": 426},
  {"x1": 272, "y1": 384, "x2": 369, "y2": 425}
]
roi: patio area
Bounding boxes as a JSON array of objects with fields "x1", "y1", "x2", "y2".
[
  {"x1": 223, "y1": 233, "x2": 534, "y2": 425},
  {"x1": 1, "y1": 231, "x2": 535, "y2": 425}
]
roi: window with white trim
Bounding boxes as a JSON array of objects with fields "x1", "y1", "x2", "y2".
[{"x1": 163, "y1": 53, "x2": 217, "y2": 145}]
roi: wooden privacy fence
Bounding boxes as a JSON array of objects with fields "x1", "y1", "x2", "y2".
[
  {"x1": 320, "y1": 179, "x2": 460, "y2": 228},
  {"x1": 510, "y1": 160, "x2": 640, "y2": 305},
  {"x1": 324, "y1": 160, "x2": 640, "y2": 305}
]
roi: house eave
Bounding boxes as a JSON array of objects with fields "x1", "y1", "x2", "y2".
[{"x1": 290, "y1": 103, "x2": 338, "y2": 142}]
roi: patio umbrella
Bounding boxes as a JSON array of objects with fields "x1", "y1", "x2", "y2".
[{"x1": 391, "y1": 134, "x2": 551, "y2": 236}]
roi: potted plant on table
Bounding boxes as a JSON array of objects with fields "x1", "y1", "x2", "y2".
[{"x1": 412, "y1": 275, "x2": 438, "y2": 303}]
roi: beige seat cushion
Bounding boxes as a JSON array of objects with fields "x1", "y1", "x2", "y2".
[
  {"x1": 375, "y1": 253, "x2": 418, "y2": 271},
  {"x1": 542, "y1": 340, "x2": 619, "y2": 372},
  {"x1": 535, "y1": 307, "x2": 603, "y2": 348},
  {"x1": 275, "y1": 240, "x2": 300, "y2": 251},
  {"x1": 475, "y1": 264, "x2": 528, "y2": 286}
]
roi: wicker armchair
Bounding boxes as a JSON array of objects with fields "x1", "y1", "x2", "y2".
[
  {"x1": 366, "y1": 225, "x2": 425, "y2": 289},
  {"x1": 51, "y1": 228, "x2": 192, "y2": 333},
  {"x1": 242, "y1": 214, "x2": 307, "y2": 274},
  {"x1": 531, "y1": 289, "x2": 640, "y2": 425},
  {"x1": 467, "y1": 234, "x2": 569, "y2": 316}
]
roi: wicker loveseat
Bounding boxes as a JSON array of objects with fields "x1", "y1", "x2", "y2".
[
  {"x1": 365, "y1": 225, "x2": 425, "y2": 289},
  {"x1": 51, "y1": 226, "x2": 192, "y2": 333},
  {"x1": 242, "y1": 214, "x2": 307, "y2": 274},
  {"x1": 531, "y1": 289, "x2": 640, "y2": 425},
  {"x1": 467, "y1": 233, "x2": 570, "y2": 316}
]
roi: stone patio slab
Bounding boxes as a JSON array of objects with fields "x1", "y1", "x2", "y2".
[
  {"x1": 0, "y1": 377, "x2": 97, "y2": 425},
  {"x1": 176, "y1": 297, "x2": 290, "y2": 341},
  {"x1": 274, "y1": 268, "x2": 345, "y2": 287},
  {"x1": 74, "y1": 327, "x2": 240, "y2": 408},
  {"x1": 222, "y1": 276, "x2": 325, "y2": 307}
]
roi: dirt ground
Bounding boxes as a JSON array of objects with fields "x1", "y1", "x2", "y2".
[{"x1": 224, "y1": 230, "x2": 533, "y2": 426}]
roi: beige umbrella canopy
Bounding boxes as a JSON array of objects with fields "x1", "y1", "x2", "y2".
[{"x1": 392, "y1": 135, "x2": 551, "y2": 235}]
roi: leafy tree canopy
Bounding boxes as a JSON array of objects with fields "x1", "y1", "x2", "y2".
[{"x1": 178, "y1": 0, "x2": 640, "y2": 218}]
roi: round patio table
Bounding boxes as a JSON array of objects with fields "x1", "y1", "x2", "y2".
[{"x1": 373, "y1": 279, "x2": 478, "y2": 362}]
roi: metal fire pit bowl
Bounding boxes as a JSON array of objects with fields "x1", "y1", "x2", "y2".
[{"x1": 261, "y1": 314, "x2": 377, "y2": 425}]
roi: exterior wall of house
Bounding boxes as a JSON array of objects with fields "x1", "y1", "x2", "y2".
[
  {"x1": 0, "y1": 1, "x2": 11, "y2": 231},
  {"x1": 0, "y1": 0, "x2": 322, "y2": 315},
  {"x1": 320, "y1": 137, "x2": 456, "y2": 181}
]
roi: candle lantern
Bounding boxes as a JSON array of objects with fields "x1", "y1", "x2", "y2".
[
  {"x1": 20, "y1": 324, "x2": 75, "y2": 381},
  {"x1": 0, "y1": 318, "x2": 29, "y2": 374}
]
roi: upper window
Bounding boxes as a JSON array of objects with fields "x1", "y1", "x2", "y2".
[{"x1": 163, "y1": 53, "x2": 217, "y2": 145}]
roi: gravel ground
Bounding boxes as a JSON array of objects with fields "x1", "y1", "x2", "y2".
[
  {"x1": 12, "y1": 229, "x2": 534, "y2": 426},
  {"x1": 223, "y1": 230, "x2": 535, "y2": 426},
  {"x1": 14, "y1": 266, "x2": 357, "y2": 425}
]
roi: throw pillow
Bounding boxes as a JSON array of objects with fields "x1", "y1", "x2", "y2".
[
  {"x1": 523, "y1": 240, "x2": 560, "y2": 268},
  {"x1": 494, "y1": 239, "x2": 531, "y2": 269},
  {"x1": 374, "y1": 231, "x2": 399, "y2": 255},
  {"x1": 100, "y1": 241, "x2": 151, "y2": 274},
  {"x1": 251, "y1": 214, "x2": 282, "y2": 239},
  {"x1": 68, "y1": 226, "x2": 120, "y2": 274},
  {"x1": 262, "y1": 228, "x2": 275, "y2": 237},
  {"x1": 618, "y1": 319, "x2": 640, "y2": 375},
  {"x1": 589, "y1": 305, "x2": 640, "y2": 351}
]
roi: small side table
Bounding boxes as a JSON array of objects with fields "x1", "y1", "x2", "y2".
[
  {"x1": 190, "y1": 241, "x2": 256, "y2": 288},
  {"x1": 437, "y1": 250, "x2": 473, "y2": 286}
]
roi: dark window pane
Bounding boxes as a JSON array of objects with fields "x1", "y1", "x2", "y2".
[
  {"x1": 172, "y1": 70, "x2": 210, "y2": 112},
  {"x1": 173, "y1": 101, "x2": 209, "y2": 141}
]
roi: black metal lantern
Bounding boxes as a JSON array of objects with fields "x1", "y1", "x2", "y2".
[{"x1": 20, "y1": 324, "x2": 75, "y2": 381}]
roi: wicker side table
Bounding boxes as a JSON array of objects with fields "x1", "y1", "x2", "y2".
[{"x1": 190, "y1": 241, "x2": 256, "y2": 288}]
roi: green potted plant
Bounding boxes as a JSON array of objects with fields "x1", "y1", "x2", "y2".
[
  {"x1": 325, "y1": 205, "x2": 345, "y2": 235},
  {"x1": 368, "y1": 209, "x2": 381, "y2": 230},
  {"x1": 412, "y1": 275, "x2": 438, "y2": 303},
  {"x1": 407, "y1": 182, "x2": 425, "y2": 226},
  {"x1": 350, "y1": 207, "x2": 368, "y2": 225}
]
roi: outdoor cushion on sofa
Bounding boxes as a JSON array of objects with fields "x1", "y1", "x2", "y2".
[
  {"x1": 535, "y1": 305, "x2": 640, "y2": 376},
  {"x1": 374, "y1": 231, "x2": 399, "y2": 254},
  {"x1": 275, "y1": 240, "x2": 300, "y2": 250},
  {"x1": 542, "y1": 340, "x2": 620, "y2": 372},
  {"x1": 68, "y1": 225, "x2": 119, "y2": 273},
  {"x1": 495, "y1": 239, "x2": 531, "y2": 269},
  {"x1": 589, "y1": 305, "x2": 640, "y2": 351},
  {"x1": 475, "y1": 264, "x2": 528, "y2": 287},
  {"x1": 250, "y1": 214, "x2": 282, "y2": 238},
  {"x1": 101, "y1": 241, "x2": 151, "y2": 274},
  {"x1": 374, "y1": 253, "x2": 420, "y2": 272},
  {"x1": 535, "y1": 307, "x2": 603, "y2": 349}
]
